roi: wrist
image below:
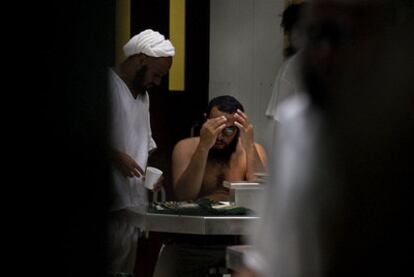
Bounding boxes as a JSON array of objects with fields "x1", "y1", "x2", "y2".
[
  {"x1": 243, "y1": 143, "x2": 256, "y2": 152},
  {"x1": 197, "y1": 143, "x2": 210, "y2": 153}
]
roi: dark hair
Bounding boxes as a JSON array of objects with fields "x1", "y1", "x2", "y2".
[
  {"x1": 281, "y1": 2, "x2": 308, "y2": 57},
  {"x1": 205, "y1": 95, "x2": 244, "y2": 117},
  {"x1": 281, "y1": 2, "x2": 307, "y2": 33}
]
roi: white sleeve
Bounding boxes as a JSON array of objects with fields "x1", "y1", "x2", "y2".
[
  {"x1": 266, "y1": 54, "x2": 303, "y2": 122},
  {"x1": 265, "y1": 60, "x2": 296, "y2": 121},
  {"x1": 265, "y1": 68, "x2": 284, "y2": 120},
  {"x1": 145, "y1": 92, "x2": 157, "y2": 152}
]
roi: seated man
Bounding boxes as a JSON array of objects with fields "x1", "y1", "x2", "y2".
[
  {"x1": 172, "y1": 95, "x2": 268, "y2": 202},
  {"x1": 152, "y1": 95, "x2": 268, "y2": 277}
]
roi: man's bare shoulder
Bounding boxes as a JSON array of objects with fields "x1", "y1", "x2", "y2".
[{"x1": 174, "y1": 137, "x2": 200, "y2": 152}]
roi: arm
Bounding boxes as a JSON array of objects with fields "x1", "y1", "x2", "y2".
[
  {"x1": 246, "y1": 143, "x2": 268, "y2": 181},
  {"x1": 172, "y1": 140, "x2": 210, "y2": 201},
  {"x1": 234, "y1": 110, "x2": 268, "y2": 181},
  {"x1": 172, "y1": 116, "x2": 227, "y2": 201},
  {"x1": 110, "y1": 148, "x2": 145, "y2": 178}
]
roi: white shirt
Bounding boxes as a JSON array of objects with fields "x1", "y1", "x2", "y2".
[
  {"x1": 265, "y1": 51, "x2": 305, "y2": 121},
  {"x1": 108, "y1": 68, "x2": 157, "y2": 212}
]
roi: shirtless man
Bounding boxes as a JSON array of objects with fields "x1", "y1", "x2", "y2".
[{"x1": 172, "y1": 95, "x2": 268, "y2": 201}]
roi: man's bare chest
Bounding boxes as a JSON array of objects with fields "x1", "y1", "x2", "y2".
[{"x1": 202, "y1": 160, "x2": 245, "y2": 191}]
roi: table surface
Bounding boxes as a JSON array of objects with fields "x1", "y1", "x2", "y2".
[{"x1": 126, "y1": 208, "x2": 259, "y2": 235}]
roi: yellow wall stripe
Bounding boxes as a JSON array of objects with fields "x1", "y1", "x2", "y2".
[
  {"x1": 115, "y1": 0, "x2": 131, "y2": 66},
  {"x1": 169, "y1": 0, "x2": 186, "y2": 91}
]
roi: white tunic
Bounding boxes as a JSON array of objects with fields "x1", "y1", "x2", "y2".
[
  {"x1": 108, "y1": 68, "x2": 157, "y2": 213},
  {"x1": 265, "y1": 51, "x2": 305, "y2": 121}
]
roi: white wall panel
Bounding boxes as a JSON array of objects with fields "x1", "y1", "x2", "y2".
[{"x1": 210, "y1": 0, "x2": 285, "y2": 153}]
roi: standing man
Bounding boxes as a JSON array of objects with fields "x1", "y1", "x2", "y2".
[
  {"x1": 172, "y1": 95, "x2": 268, "y2": 201},
  {"x1": 108, "y1": 29, "x2": 174, "y2": 275}
]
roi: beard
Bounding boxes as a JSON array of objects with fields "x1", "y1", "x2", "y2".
[
  {"x1": 207, "y1": 133, "x2": 239, "y2": 165},
  {"x1": 132, "y1": 66, "x2": 148, "y2": 98}
]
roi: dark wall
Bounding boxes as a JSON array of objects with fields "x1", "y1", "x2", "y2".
[
  {"x1": 26, "y1": 1, "x2": 115, "y2": 276},
  {"x1": 131, "y1": 0, "x2": 210, "y2": 200}
]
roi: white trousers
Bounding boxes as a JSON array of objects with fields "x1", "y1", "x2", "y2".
[{"x1": 108, "y1": 210, "x2": 139, "y2": 274}]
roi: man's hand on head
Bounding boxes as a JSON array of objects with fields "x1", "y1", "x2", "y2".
[
  {"x1": 199, "y1": 116, "x2": 227, "y2": 149},
  {"x1": 234, "y1": 109, "x2": 255, "y2": 150}
]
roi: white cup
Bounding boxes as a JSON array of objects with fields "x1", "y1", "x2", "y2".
[{"x1": 144, "y1": 166, "x2": 163, "y2": 190}]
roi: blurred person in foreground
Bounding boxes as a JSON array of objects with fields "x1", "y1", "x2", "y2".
[
  {"x1": 107, "y1": 29, "x2": 174, "y2": 275},
  {"x1": 237, "y1": 0, "x2": 414, "y2": 276},
  {"x1": 265, "y1": 1, "x2": 308, "y2": 122}
]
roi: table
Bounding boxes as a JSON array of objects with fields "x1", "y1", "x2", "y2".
[
  {"x1": 126, "y1": 208, "x2": 259, "y2": 235},
  {"x1": 126, "y1": 208, "x2": 258, "y2": 276}
]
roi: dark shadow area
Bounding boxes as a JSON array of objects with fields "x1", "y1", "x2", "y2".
[{"x1": 23, "y1": 1, "x2": 116, "y2": 276}]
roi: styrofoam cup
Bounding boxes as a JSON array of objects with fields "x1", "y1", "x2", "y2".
[{"x1": 144, "y1": 166, "x2": 163, "y2": 190}]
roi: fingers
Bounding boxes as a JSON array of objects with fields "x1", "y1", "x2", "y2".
[
  {"x1": 121, "y1": 166, "x2": 142, "y2": 178},
  {"x1": 131, "y1": 161, "x2": 145, "y2": 177},
  {"x1": 236, "y1": 109, "x2": 248, "y2": 120},
  {"x1": 200, "y1": 119, "x2": 227, "y2": 149},
  {"x1": 206, "y1": 116, "x2": 227, "y2": 130},
  {"x1": 234, "y1": 120, "x2": 244, "y2": 130},
  {"x1": 152, "y1": 176, "x2": 164, "y2": 192},
  {"x1": 211, "y1": 118, "x2": 227, "y2": 136},
  {"x1": 113, "y1": 150, "x2": 145, "y2": 178},
  {"x1": 121, "y1": 162, "x2": 143, "y2": 178},
  {"x1": 234, "y1": 109, "x2": 248, "y2": 126},
  {"x1": 132, "y1": 168, "x2": 143, "y2": 177},
  {"x1": 235, "y1": 110, "x2": 254, "y2": 141},
  {"x1": 216, "y1": 122, "x2": 227, "y2": 132},
  {"x1": 136, "y1": 164, "x2": 145, "y2": 176}
]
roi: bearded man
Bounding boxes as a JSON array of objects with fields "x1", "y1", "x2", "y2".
[{"x1": 172, "y1": 95, "x2": 268, "y2": 201}]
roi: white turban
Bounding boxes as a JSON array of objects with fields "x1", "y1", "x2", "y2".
[{"x1": 123, "y1": 29, "x2": 175, "y2": 58}]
